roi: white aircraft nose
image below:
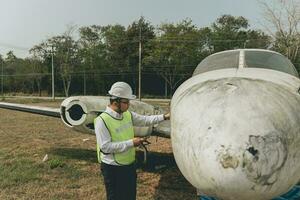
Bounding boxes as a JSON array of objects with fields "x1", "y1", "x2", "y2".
[{"x1": 171, "y1": 78, "x2": 300, "y2": 200}]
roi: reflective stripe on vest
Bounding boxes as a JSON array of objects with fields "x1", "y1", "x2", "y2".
[{"x1": 95, "y1": 111, "x2": 135, "y2": 165}]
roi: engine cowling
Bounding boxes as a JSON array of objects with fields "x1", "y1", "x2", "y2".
[{"x1": 60, "y1": 96, "x2": 164, "y2": 136}]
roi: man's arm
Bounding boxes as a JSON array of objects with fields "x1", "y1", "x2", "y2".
[{"x1": 131, "y1": 111, "x2": 166, "y2": 126}]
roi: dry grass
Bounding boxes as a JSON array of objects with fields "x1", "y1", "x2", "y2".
[{"x1": 0, "y1": 99, "x2": 196, "y2": 200}]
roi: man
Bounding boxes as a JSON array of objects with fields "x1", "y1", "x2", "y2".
[{"x1": 94, "y1": 81, "x2": 170, "y2": 200}]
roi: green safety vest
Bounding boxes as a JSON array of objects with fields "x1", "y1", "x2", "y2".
[{"x1": 94, "y1": 111, "x2": 135, "y2": 165}]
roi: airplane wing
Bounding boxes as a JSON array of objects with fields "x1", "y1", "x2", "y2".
[
  {"x1": 0, "y1": 102, "x2": 60, "y2": 118},
  {"x1": 0, "y1": 97, "x2": 171, "y2": 138}
]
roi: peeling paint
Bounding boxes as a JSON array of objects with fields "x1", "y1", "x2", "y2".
[
  {"x1": 171, "y1": 66, "x2": 300, "y2": 199},
  {"x1": 242, "y1": 134, "x2": 287, "y2": 185},
  {"x1": 218, "y1": 147, "x2": 239, "y2": 169},
  {"x1": 11, "y1": 49, "x2": 300, "y2": 200},
  {"x1": 220, "y1": 154, "x2": 239, "y2": 169},
  {"x1": 225, "y1": 82, "x2": 238, "y2": 93}
]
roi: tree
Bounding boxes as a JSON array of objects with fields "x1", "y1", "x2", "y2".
[
  {"x1": 31, "y1": 26, "x2": 80, "y2": 97},
  {"x1": 210, "y1": 15, "x2": 271, "y2": 52},
  {"x1": 25, "y1": 57, "x2": 47, "y2": 96},
  {"x1": 4, "y1": 51, "x2": 19, "y2": 93},
  {"x1": 5, "y1": 51, "x2": 17, "y2": 63},
  {"x1": 79, "y1": 25, "x2": 107, "y2": 71},
  {"x1": 126, "y1": 16, "x2": 156, "y2": 93},
  {"x1": 101, "y1": 24, "x2": 128, "y2": 73},
  {"x1": 243, "y1": 30, "x2": 271, "y2": 49},
  {"x1": 79, "y1": 24, "x2": 129, "y2": 94},
  {"x1": 210, "y1": 15, "x2": 249, "y2": 51},
  {"x1": 259, "y1": 0, "x2": 300, "y2": 70},
  {"x1": 54, "y1": 35, "x2": 80, "y2": 97},
  {"x1": 144, "y1": 19, "x2": 205, "y2": 95},
  {"x1": 30, "y1": 42, "x2": 54, "y2": 96},
  {"x1": 0, "y1": 54, "x2": 4, "y2": 95}
]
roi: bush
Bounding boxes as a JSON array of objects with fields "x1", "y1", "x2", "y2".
[{"x1": 48, "y1": 158, "x2": 65, "y2": 169}]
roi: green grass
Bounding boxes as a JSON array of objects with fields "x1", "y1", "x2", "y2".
[
  {"x1": 47, "y1": 158, "x2": 84, "y2": 180},
  {"x1": 0, "y1": 97, "x2": 62, "y2": 104},
  {"x1": 48, "y1": 158, "x2": 65, "y2": 169},
  {"x1": 0, "y1": 149, "x2": 84, "y2": 189},
  {"x1": 0, "y1": 100, "x2": 195, "y2": 200},
  {"x1": 0, "y1": 155, "x2": 42, "y2": 188}
]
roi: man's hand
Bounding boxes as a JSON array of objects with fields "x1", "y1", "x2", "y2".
[
  {"x1": 164, "y1": 112, "x2": 170, "y2": 120},
  {"x1": 132, "y1": 137, "x2": 146, "y2": 147}
]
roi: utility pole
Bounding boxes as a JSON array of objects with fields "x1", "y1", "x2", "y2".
[
  {"x1": 243, "y1": 40, "x2": 249, "y2": 49},
  {"x1": 165, "y1": 80, "x2": 167, "y2": 98},
  {"x1": 83, "y1": 69, "x2": 86, "y2": 95},
  {"x1": 51, "y1": 46, "x2": 55, "y2": 100},
  {"x1": 138, "y1": 25, "x2": 142, "y2": 101},
  {"x1": 1, "y1": 59, "x2": 3, "y2": 97}
]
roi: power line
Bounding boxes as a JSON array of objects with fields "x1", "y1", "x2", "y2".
[
  {"x1": 0, "y1": 38, "x2": 272, "y2": 55},
  {"x1": 1, "y1": 73, "x2": 51, "y2": 77}
]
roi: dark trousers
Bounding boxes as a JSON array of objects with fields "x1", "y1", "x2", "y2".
[{"x1": 101, "y1": 162, "x2": 137, "y2": 200}]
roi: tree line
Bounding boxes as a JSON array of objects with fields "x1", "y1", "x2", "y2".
[{"x1": 1, "y1": 2, "x2": 300, "y2": 98}]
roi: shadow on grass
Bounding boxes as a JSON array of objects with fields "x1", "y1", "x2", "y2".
[
  {"x1": 136, "y1": 151, "x2": 176, "y2": 171},
  {"x1": 136, "y1": 151, "x2": 196, "y2": 200},
  {"x1": 49, "y1": 148, "x2": 97, "y2": 163},
  {"x1": 152, "y1": 166, "x2": 197, "y2": 200},
  {"x1": 50, "y1": 148, "x2": 195, "y2": 199}
]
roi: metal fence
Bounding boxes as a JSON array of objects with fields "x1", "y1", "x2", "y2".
[{"x1": 0, "y1": 70, "x2": 189, "y2": 98}]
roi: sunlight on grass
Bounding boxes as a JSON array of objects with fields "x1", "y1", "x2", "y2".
[
  {"x1": 48, "y1": 158, "x2": 65, "y2": 169},
  {"x1": 0, "y1": 100, "x2": 196, "y2": 199},
  {"x1": 0, "y1": 150, "x2": 84, "y2": 189},
  {"x1": 0, "y1": 156, "x2": 42, "y2": 188}
]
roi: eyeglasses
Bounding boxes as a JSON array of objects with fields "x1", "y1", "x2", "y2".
[{"x1": 120, "y1": 100, "x2": 130, "y2": 105}]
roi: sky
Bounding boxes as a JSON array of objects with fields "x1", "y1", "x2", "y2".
[{"x1": 0, "y1": 0, "x2": 270, "y2": 58}]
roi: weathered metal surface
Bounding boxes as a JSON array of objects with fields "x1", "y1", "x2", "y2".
[
  {"x1": 60, "y1": 96, "x2": 168, "y2": 137},
  {"x1": 171, "y1": 59, "x2": 300, "y2": 199}
]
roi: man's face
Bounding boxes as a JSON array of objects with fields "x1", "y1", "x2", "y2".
[{"x1": 119, "y1": 98, "x2": 130, "y2": 112}]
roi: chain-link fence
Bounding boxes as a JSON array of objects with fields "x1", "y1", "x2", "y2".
[{"x1": 0, "y1": 69, "x2": 190, "y2": 98}]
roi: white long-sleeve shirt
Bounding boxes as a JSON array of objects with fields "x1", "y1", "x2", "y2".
[{"x1": 94, "y1": 106, "x2": 164, "y2": 165}]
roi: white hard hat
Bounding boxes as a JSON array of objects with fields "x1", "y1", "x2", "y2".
[{"x1": 108, "y1": 82, "x2": 136, "y2": 100}]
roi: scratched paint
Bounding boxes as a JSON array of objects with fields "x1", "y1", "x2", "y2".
[
  {"x1": 242, "y1": 134, "x2": 287, "y2": 186},
  {"x1": 171, "y1": 68, "x2": 300, "y2": 200},
  {"x1": 218, "y1": 147, "x2": 239, "y2": 169}
]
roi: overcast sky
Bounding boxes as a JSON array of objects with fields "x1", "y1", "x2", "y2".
[{"x1": 0, "y1": 0, "x2": 269, "y2": 58}]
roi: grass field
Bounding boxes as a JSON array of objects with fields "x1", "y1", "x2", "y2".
[{"x1": 0, "y1": 98, "x2": 196, "y2": 200}]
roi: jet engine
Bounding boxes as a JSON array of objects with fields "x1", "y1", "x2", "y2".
[{"x1": 60, "y1": 96, "x2": 165, "y2": 136}]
